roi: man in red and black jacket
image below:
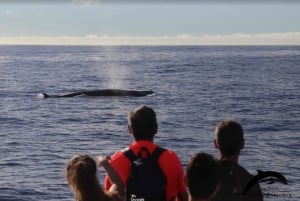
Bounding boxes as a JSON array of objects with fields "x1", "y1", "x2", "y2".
[{"x1": 104, "y1": 105, "x2": 188, "y2": 201}]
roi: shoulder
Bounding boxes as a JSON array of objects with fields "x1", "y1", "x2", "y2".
[
  {"x1": 235, "y1": 164, "x2": 254, "y2": 178},
  {"x1": 156, "y1": 147, "x2": 178, "y2": 158},
  {"x1": 236, "y1": 165, "x2": 264, "y2": 199},
  {"x1": 159, "y1": 148, "x2": 183, "y2": 167},
  {"x1": 111, "y1": 150, "x2": 127, "y2": 160},
  {"x1": 235, "y1": 164, "x2": 261, "y2": 189},
  {"x1": 161, "y1": 148, "x2": 180, "y2": 158},
  {"x1": 110, "y1": 150, "x2": 130, "y2": 167}
]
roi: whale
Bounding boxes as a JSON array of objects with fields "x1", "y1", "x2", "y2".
[
  {"x1": 37, "y1": 89, "x2": 155, "y2": 99},
  {"x1": 241, "y1": 170, "x2": 287, "y2": 194}
]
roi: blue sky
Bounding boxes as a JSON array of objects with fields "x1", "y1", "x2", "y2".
[{"x1": 1, "y1": 1, "x2": 300, "y2": 45}]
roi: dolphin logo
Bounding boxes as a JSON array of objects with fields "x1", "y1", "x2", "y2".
[
  {"x1": 37, "y1": 89, "x2": 155, "y2": 98},
  {"x1": 241, "y1": 170, "x2": 287, "y2": 195}
]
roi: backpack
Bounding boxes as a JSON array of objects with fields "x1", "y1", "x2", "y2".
[{"x1": 123, "y1": 146, "x2": 167, "y2": 201}]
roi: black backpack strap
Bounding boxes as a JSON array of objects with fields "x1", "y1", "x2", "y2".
[
  {"x1": 122, "y1": 146, "x2": 166, "y2": 161},
  {"x1": 122, "y1": 147, "x2": 137, "y2": 162},
  {"x1": 151, "y1": 147, "x2": 166, "y2": 160}
]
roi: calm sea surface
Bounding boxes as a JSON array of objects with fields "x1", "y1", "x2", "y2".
[{"x1": 0, "y1": 45, "x2": 299, "y2": 201}]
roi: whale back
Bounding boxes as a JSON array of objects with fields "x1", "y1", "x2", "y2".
[{"x1": 37, "y1": 89, "x2": 155, "y2": 98}]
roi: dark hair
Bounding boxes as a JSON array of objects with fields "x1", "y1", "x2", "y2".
[
  {"x1": 214, "y1": 120, "x2": 244, "y2": 157},
  {"x1": 128, "y1": 105, "x2": 158, "y2": 140},
  {"x1": 186, "y1": 153, "x2": 222, "y2": 199}
]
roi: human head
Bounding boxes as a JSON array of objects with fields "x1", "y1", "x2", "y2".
[
  {"x1": 66, "y1": 154, "x2": 100, "y2": 199},
  {"x1": 214, "y1": 120, "x2": 244, "y2": 157},
  {"x1": 128, "y1": 105, "x2": 158, "y2": 141},
  {"x1": 186, "y1": 152, "x2": 222, "y2": 200}
]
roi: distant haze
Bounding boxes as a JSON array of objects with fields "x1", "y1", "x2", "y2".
[{"x1": 1, "y1": 2, "x2": 300, "y2": 45}]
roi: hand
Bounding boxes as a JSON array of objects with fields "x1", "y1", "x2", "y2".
[{"x1": 97, "y1": 155, "x2": 110, "y2": 167}]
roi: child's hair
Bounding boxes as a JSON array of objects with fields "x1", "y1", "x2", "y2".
[
  {"x1": 128, "y1": 105, "x2": 158, "y2": 140},
  {"x1": 214, "y1": 120, "x2": 244, "y2": 157},
  {"x1": 186, "y1": 152, "x2": 222, "y2": 200},
  {"x1": 66, "y1": 154, "x2": 111, "y2": 201}
]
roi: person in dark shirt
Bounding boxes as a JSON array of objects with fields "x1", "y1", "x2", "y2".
[{"x1": 213, "y1": 120, "x2": 263, "y2": 201}]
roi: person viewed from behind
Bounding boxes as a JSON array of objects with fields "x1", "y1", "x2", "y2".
[
  {"x1": 213, "y1": 119, "x2": 263, "y2": 201},
  {"x1": 186, "y1": 152, "x2": 222, "y2": 201},
  {"x1": 104, "y1": 105, "x2": 188, "y2": 201},
  {"x1": 66, "y1": 154, "x2": 123, "y2": 201}
]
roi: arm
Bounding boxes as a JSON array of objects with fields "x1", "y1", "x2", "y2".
[
  {"x1": 97, "y1": 155, "x2": 124, "y2": 196},
  {"x1": 177, "y1": 190, "x2": 189, "y2": 201},
  {"x1": 164, "y1": 150, "x2": 189, "y2": 201}
]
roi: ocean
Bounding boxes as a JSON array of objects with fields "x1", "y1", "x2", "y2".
[{"x1": 0, "y1": 45, "x2": 299, "y2": 201}]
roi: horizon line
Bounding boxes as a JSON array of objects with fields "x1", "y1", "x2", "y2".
[{"x1": 1, "y1": 32, "x2": 300, "y2": 45}]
